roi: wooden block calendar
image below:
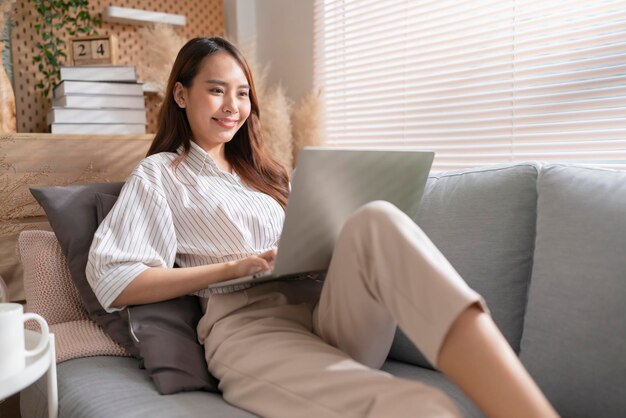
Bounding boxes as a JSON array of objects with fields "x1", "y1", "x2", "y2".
[{"x1": 70, "y1": 35, "x2": 119, "y2": 66}]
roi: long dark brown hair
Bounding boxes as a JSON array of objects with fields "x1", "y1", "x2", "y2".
[{"x1": 148, "y1": 37, "x2": 289, "y2": 209}]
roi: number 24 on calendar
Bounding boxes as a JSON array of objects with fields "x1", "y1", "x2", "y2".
[{"x1": 70, "y1": 36, "x2": 119, "y2": 66}]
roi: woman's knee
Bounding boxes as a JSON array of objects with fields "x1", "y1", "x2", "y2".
[
  {"x1": 346, "y1": 200, "x2": 401, "y2": 230},
  {"x1": 343, "y1": 200, "x2": 423, "y2": 237},
  {"x1": 358, "y1": 200, "x2": 399, "y2": 216},
  {"x1": 338, "y1": 200, "x2": 437, "y2": 270},
  {"x1": 339, "y1": 201, "x2": 388, "y2": 244}
]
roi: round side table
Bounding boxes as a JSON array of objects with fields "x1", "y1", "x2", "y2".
[{"x1": 0, "y1": 330, "x2": 58, "y2": 418}]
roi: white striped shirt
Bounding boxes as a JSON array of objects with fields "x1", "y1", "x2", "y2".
[{"x1": 86, "y1": 141, "x2": 285, "y2": 312}]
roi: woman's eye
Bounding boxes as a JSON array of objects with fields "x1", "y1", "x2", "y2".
[
  {"x1": 239, "y1": 91, "x2": 249, "y2": 97},
  {"x1": 210, "y1": 88, "x2": 224, "y2": 94}
]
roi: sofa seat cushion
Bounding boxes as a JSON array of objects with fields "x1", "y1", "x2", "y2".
[
  {"x1": 520, "y1": 164, "x2": 626, "y2": 418},
  {"x1": 20, "y1": 356, "x2": 257, "y2": 418},
  {"x1": 381, "y1": 360, "x2": 483, "y2": 418},
  {"x1": 21, "y1": 356, "x2": 479, "y2": 418},
  {"x1": 390, "y1": 163, "x2": 539, "y2": 368}
]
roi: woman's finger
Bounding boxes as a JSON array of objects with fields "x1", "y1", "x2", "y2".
[
  {"x1": 258, "y1": 247, "x2": 277, "y2": 261},
  {"x1": 254, "y1": 259, "x2": 271, "y2": 272}
]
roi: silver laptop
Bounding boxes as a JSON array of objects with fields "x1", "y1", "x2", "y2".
[{"x1": 206, "y1": 147, "x2": 434, "y2": 289}]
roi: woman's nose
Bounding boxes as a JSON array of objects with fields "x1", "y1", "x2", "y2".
[{"x1": 222, "y1": 94, "x2": 237, "y2": 114}]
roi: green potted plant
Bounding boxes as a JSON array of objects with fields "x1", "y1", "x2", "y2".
[{"x1": 31, "y1": 0, "x2": 102, "y2": 98}]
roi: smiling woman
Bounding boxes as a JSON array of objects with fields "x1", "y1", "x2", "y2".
[
  {"x1": 147, "y1": 37, "x2": 289, "y2": 208},
  {"x1": 85, "y1": 36, "x2": 560, "y2": 418},
  {"x1": 172, "y1": 53, "x2": 252, "y2": 165}
]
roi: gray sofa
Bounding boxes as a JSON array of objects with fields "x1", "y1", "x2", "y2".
[{"x1": 21, "y1": 162, "x2": 626, "y2": 417}]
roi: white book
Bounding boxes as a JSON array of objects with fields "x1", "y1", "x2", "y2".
[
  {"x1": 47, "y1": 107, "x2": 147, "y2": 125},
  {"x1": 50, "y1": 123, "x2": 147, "y2": 135},
  {"x1": 54, "y1": 81, "x2": 144, "y2": 97},
  {"x1": 53, "y1": 94, "x2": 145, "y2": 109},
  {"x1": 59, "y1": 65, "x2": 137, "y2": 82}
]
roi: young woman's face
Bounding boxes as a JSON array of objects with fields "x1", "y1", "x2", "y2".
[{"x1": 174, "y1": 51, "x2": 251, "y2": 150}]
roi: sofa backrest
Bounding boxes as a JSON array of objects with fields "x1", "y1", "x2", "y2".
[
  {"x1": 520, "y1": 164, "x2": 626, "y2": 417},
  {"x1": 388, "y1": 163, "x2": 540, "y2": 368}
]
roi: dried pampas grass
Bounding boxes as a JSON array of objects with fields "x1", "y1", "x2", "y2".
[
  {"x1": 259, "y1": 84, "x2": 294, "y2": 171},
  {"x1": 137, "y1": 23, "x2": 186, "y2": 98},
  {"x1": 242, "y1": 52, "x2": 325, "y2": 173},
  {"x1": 0, "y1": 0, "x2": 15, "y2": 35},
  {"x1": 0, "y1": 137, "x2": 49, "y2": 236},
  {"x1": 250, "y1": 62, "x2": 294, "y2": 171},
  {"x1": 251, "y1": 62, "x2": 270, "y2": 98},
  {"x1": 291, "y1": 89, "x2": 324, "y2": 165}
]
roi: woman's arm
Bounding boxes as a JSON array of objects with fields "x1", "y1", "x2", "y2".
[{"x1": 110, "y1": 248, "x2": 277, "y2": 308}]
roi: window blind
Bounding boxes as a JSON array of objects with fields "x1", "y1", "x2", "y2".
[{"x1": 313, "y1": 0, "x2": 626, "y2": 171}]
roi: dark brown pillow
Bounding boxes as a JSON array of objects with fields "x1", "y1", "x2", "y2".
[
  {"x1": 30, "y1": 183, "x2": 137, "y2": 356},
  {"x1": 31, "y1": 184, "x2": 218, "y2": 394},
  {"x1": 95, "y1": 192, "x2": 218, "y2": 394},
  {"x1": 94, "y1": 192, "x2": 119, "y2": 226},
  {"x1": 121, "y1": 296, "x2": 218, "y2": 394}
]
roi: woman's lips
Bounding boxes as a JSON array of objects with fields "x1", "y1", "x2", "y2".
[{"x1": 213, "y1": 118, "x2": 238, "y2": 128}]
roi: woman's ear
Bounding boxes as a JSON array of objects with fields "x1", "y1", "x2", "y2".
[{"x1": 173, "y1": 82, "x2": 187, "y2": 109}]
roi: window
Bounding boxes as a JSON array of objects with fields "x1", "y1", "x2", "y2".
[{"x1": 314, "y1": 0, "x2": 626, "y2": 171}]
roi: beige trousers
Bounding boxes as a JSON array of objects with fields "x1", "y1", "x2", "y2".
[{"x1": 197, "y1": 201, "x2": 486, "y2": 418}]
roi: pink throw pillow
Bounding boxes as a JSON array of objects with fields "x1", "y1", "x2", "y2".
[{"x1": 18, "y1": 230, "x2": 129, "y2": 362}]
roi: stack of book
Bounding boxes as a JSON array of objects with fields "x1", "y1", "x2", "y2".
[{"x1": 48, "y1": 65, "x2": 147, "y2": 134}]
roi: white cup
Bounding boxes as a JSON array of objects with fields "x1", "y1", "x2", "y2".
[{"x1": 0, "y1": 303, "x2": 50, "y2": 378}]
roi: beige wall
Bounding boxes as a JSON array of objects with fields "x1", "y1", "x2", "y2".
[
  {"x1": 224, "y1": 0, "x2": 314, "y2": 103},
  {"x1": 0, "y1": 133, "x2": 153, "y2": 302}
]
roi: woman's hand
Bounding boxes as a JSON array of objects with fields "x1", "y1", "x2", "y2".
[{"x1": 228, "y1": 248, "x2": 277, "y2": 279}]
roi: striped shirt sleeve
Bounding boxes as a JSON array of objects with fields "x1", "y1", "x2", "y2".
[{"x1": 86, "y1": 173, "x2": 176, "y2": 312}]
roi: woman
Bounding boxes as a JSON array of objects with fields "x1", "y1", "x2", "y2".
[{"x1": 87, "y1": 37, "x2": 558, "y2": 418}]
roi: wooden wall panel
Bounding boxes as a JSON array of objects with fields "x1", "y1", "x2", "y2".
[
  {"x1": 0, "y1": 133, "x2": 152, "y2": 301},
  {"x1": 10, "y1": 0, "x2": 225, "y2": 133}
]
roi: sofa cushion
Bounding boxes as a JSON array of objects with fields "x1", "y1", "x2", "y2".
[
  {"x1": 19, "y1": 230, "x2": 130, "y2": 363},
  {"x1": 21, "y1": 356, "x2": 485, "y2": 418},
  {"x1": 95, "y1": 192, "x2": 119, "y2": 222},
  {"x1": 20, "y1": 230, "x2": 88, "y2": 325},
  {"x1": 389, "y1": 163, "x2": 539, "y2": 368},
  {"x1": 94, "y1": 191, "x2": 218, "y2": 394},
  {"x1": 381, "y1": 360, "x2": 483, "y2": 418},
  {"x1": 30, "y1": 183, "x2": 135, "y2": 355},
  {"x1": 520, "y1": 164, "x2": 626, "y2": 418},
  {"x1": 123, "y1": 296, "x2": 219, "y2": 395},
  {"x1": 31, "y1": 184, "x2": 218, "y2": 395},
  {"x1": 20, "y1": 356, "x2": 257, "y2": 418}
]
